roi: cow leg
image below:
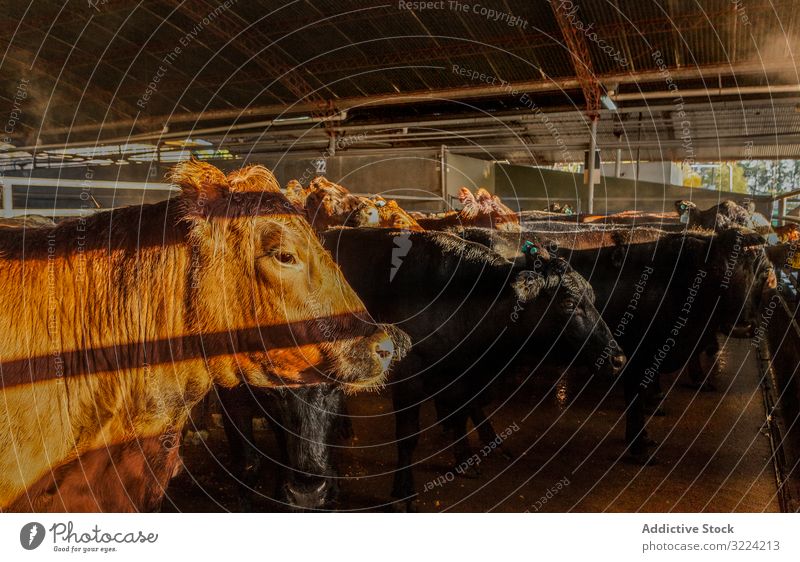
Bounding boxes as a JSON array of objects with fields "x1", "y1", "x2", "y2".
[
  {"x1": 219, "y1": 391, "x2": 261, "y2": 512},
  {"x1": 391, "y1": 400, "x2": 422, "y2": 511},
  {"x1": 624, "y1": 367, "x2": 657, "y2": 465},
  {"x1": 686, "y1": 338, "x2": 719, "y2": 392},
  {"x1": 441, "y1": 407, "x2": 480, "y2": 479},
  {"x1": 644, "y1": 372, "x2": 667, "y2": 417},
  {"x1": 470, "y1": 406, "x2": 514, "y2": 460}
]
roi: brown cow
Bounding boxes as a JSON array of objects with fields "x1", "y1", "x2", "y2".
[
  {"x1": 292, "y1": 176, "x2": 423, "y2": 232},
  {"x1": 415, "y1": 187, "x2": 521, "y2": 231},
  {"x1": 300, "y1": 177, "x2": 371, "y2": 231},
  {"x1": 369, "y1": 196, "x2": 424, "y2": 231},
  {"x1": 0, "y1": 160, "x2": 406, "y2": 512}
]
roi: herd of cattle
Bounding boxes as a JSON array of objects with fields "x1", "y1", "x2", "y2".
[{"x1": 0, "y1": 160, "x2": 794, "y2": 513}]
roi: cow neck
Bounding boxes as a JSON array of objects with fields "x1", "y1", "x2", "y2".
[{"x1": 0, "y1": 199, "x2": 214, "y2": 511}]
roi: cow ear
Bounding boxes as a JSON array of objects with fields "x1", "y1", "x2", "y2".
[
  {"x1": 169, "y1": 159, "x2": 230, "y2": 203},
  {"x1": 512, "y1": 270, "x2": 542, "y2": 302},
  {"x1": 227, "y1": 165, "x2": 280, "y2": 193},
  {"x1": 285, "y1": 180, "x2": 307, "y2": 206},
  {"x1": 521, "y1": 239, "x2": 548, "y2": 269}
]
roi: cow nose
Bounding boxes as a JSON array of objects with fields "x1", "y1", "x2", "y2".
[
  {"x1": 372, "y1": 334, "x2": 395, "y2": 370},
  {"x1": 610, "y1": 354, "x2": 627, "y2": 374},
  {"x1": 284, "y1": 480, "x2": 331, "y2": 511}
]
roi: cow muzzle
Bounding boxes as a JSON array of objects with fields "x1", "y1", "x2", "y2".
[
  {"x1": 336, "y1": 324, "x2": 410, "y2": 392},
  {"x1": 372, "y1": 333, "x2": 395, "y2": 373},
  {"x1": 609, "y1": 353, "x2": 627, "y2": 376},
  {"x1": 283, "y1": 479, "x2": 337, "y2": 511}
]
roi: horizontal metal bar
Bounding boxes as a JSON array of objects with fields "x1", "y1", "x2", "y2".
[
  {"x1": 350, "y1": 193, "x2": 441, "y2": 201},
  {"x1": 5, "y1": 208, "x2": 97, "y2": 217},
  {"x1": 0, "y1": 177, "x2": 177, "y2": 191},
  {"x1": 771, "y1": 188, "x2": 800, "y2": 201}
]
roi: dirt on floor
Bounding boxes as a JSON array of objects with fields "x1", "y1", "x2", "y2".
[{"x1": 162, "y1": 335, "x2": 780, "y2": 513}]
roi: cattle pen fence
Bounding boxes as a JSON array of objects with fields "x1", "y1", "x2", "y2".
[{"x1": 0, "y1": 176, "x2": 177, "y2": 218}]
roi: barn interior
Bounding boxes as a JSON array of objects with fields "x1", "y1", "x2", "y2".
[{"x1": 2, "y1": 0, "x2": 800, "y2": 513}]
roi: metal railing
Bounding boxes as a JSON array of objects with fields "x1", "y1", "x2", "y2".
[
  {"x1": 0, "y1": 176, "x2": 177, "y2": 218},
  {"x1": 771, "y1": 187, "x2": 800, "y2": 226}
]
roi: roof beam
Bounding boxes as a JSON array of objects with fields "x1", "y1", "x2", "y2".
[
  {"x1": 39, "y1": 60, "x2": 800, "y2": 139},
  {"x1": 548, "y1": 0, "x2": 601, "y2": 117}
]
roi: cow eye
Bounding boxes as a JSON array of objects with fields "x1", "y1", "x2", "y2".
[{"x1": 273, "y1": 251, "x2": 297, "y2": 265}]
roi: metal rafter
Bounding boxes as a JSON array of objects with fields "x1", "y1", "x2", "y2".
[{"x1": 549, "y1": 0, "x2": 601, "y2": 117}]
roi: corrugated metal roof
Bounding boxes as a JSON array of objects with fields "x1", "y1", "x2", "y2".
[{"x1": 1, "y1": 0, "x2": 798, "y2": 162}]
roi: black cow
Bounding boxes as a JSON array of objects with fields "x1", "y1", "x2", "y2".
[
  {"x1": 321, "y1": 228, "x2": 625, "y2": 510},
  {"x1": 456, "y1": 226, "x2": 772, "y2": 462},
  {"x1": 218, "y1": 384, "x2": 348, "y2": 511},
  {"x1": 556, "y1": 229, "x2": 771, "y2": 459},
  {"x1": 676, "y1": 200, "x2": 751, "y2": 231}
]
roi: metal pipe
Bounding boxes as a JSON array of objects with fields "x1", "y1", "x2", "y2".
[
  {"x1": 586, "y1": 116, "x2": 598, "y2": 214},
  {"x1": 778, "y1": 214, "x2": 800, "y2": 224},
  {"x1": 19, "y1": 112, "x2": 348, "y2": 152},
  {"x1": 613, "y1": 84, "x2": 800, "y2": 101},
  {"x1": 440, "y1": 145, "x2": 447, "y2": 210},
  {"x1": 42, "y1": 60, "x2": 800, "y2": 136},
  {"x1": 729, "y1": 162, "x2": 733, "y2": 192},
  {"x1": 771, "y1": 187, "x2": 800, "y2": 201},
  {"x1": 328, "y1": 132, "x2": 337, "y2": 156},
  {"x1": 615, "y1": 147, "x2": 622, "y2": 178},
  {"x1": 1, "y1": 181, "x2": 13, "y2": 218}
]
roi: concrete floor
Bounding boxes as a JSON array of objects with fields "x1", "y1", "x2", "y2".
[{"x1": 164, "y1": 335, "x2": 780, "y2": 513}]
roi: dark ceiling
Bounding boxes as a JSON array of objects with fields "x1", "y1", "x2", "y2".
[{"x1": 1, "y1": 0, "x2": 799, "y2": 163}]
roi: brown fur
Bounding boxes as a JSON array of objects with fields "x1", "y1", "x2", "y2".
[
  {"x1": 293, "y1": 177, "x2": 424, "y2": 232},
  {"x1": 416, "y1": 188, "x2": 520, "y2": 231},
  {"x1": 370, "y1": 196, "x2": 424, "y2": 231},
  {"x1": 533, "y1": 227, "x2": 668, "y2": 250},
  {"x1": 0, "y1": 161, "x2": 396, "y2": 512},
  {"x1": 580, "y1": 210, "x2": 680, "y2": 224}
]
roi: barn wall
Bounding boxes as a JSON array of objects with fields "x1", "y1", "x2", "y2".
[
  {"x1": 254, "y1": 151, "x2": 443, "y2": 211},
  {"x1": 494, "y1": 164, "x2": 773, "y2": 215},
  {"x1": 444, "y1": 152, "x2": 495, "y2": 207},
  {"x1": 5, "y1": 159, "x2": 773, "y2": 216}
]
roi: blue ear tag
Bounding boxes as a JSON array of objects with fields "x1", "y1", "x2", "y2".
[{"x1": 522, "y1": 240, "x2": 538, "y2": 254}]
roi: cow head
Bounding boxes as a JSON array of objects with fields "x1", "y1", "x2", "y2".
[
  {"x1": 170, "y1": 161, "x2": 408, "y2": 392},
  {"x1": 370, "y1": 196, "x2": 424, "y2": 231},
  {"x1": 675, "y1": 200, "x2": 697, "y2": 225},
  {"x1": 459, "y1": 187, "x2": 521, "y2": 231},
  {"x1": 302, "y1": 177, "x2": 372, "y2": 231},
  {"x1": 516, "y1": 241, "x2": 626, "y2": 376},
  {"x1": 284, "y1": 179, "x2": 309, "y2": 207},
  {"x1": 271, "y1": 383, "x2": 344, "y2": 511}
]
